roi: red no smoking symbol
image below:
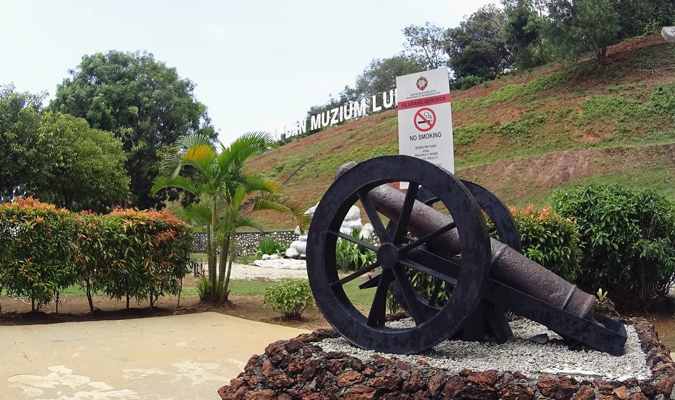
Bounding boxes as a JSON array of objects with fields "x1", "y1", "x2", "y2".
[{"x1": 413, "y1": 107, "x2": 436, "y2": 132}]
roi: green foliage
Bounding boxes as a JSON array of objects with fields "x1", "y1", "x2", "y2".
[
  {"x1": 263, "y1": 279, "x2": 313, "y2": 319},
  {"x1": 452, "y1": 75, "x2": 486, "y2": 90},
  {"x1": 505, "y1": 206, "x2": 582, "y2": 282},
  {"x1": 454, "y1": 123, "x2": 491, "y2": 145},
  {"x1": 552, "y1": 185, "x2": 675, "y2": 309},
  {"x1": 503, "y1": 0, "x2": 549, "y2": 69},
  {"x1": 614, "y1": 0, "x2": 674, "y2": 39},
  {"x1": 257, "y1": 237, "x2": 285, "y2": 256},
  {"x1": 498, "y1": 111, "x2": 547, "y2": 138},
  {"x1": 0, "y1": 87, "x2": 129, "y2": 211},
  {"x1": 51, "y1": 51, "x2": 216, "y2": 209},
  {"x1": 650, "y1": 84, "x2": 675, "y2": 116},
  {"x1": 402, "y1": 23, "x2": 448, "y2": 69},
  {"x1": 0, "y1": 86, "x2": 45, "y2": 200},
  {"x1": 196, "y1": 277, "x2": 212, "y2": 302},
  {"x1": 153, "y1": 132, "x2": 282, "y2": 303},
  {"x1": 546, "y1": 0, "x2": 621, "y2": 61},
  {"x1": 350, "y1": 55, "x2": 423, "y2": 99},
  {"x1": 34, "y1": 112, "x2": 129, "y2": 212},
  {"x1": 0, "y1": 199, "x2": 77, "y2": 310},
  {"x1": 446, "y1": 5, "x2": 511, "y2": 80},
  {"x1": 335, "y1": 231, "x2": 377, "y2": 272},
  {"x1": 0, "y1": 198, "x2": 192, "y2": 312}
]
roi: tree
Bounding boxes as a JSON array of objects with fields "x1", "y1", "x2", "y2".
[
  {"x1": 614, "y1": 0, "x2": 675, "y2": 39},
  {"x1": 152, "y1": 132, "x2": 282, "y2": 303},
  {"x1": 34, "y1": 113, "x2": 129, "y2": 212},
  {"x1": 353, "y1": 55, "x2": 424, "y2": 98},
  {"x1": 445, "y1": 5, "x2": 512, "y2": 80},
  {"x1": 51, "y1": 51, "x2": 215, "y2": 209},
  {"x1": 503, "y1": 0, "x2": 549, "y2": 69},
  {"x1": 1, "y1": 86, "x2": 128, "y2": 211},
  {"x1": 0, "y1": 85, "x2": 44, "y2": 201},
  {"x1": 402, "y1": 23, "x2": 448, "y2": 69},
  {"x1": 546, "y1": 0, "x2": 621, "y2": 62}
]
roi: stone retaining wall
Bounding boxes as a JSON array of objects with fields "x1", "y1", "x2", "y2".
[
  {"x1": 218, "y1": 319, "x2": 675, "y2": 399},
  {"x1": 193, "y1": 231, "x2": 298, "y2": 256}
]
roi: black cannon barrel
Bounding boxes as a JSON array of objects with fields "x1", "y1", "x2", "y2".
[{"x1": 367, "y1": 183, "x2": 596, "y2": 319}]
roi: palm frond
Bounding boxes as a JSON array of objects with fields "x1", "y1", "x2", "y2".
[
  {"x1": 151, "y1": 175, "x2": 200, "y2": 196},
  {"x1": 243, "y1": 175, "x2": 279, "y2": 193}
]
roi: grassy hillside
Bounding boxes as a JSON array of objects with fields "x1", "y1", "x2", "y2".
[{"x1": 249, "y1": 35, "x2": 675, "y2": 229}]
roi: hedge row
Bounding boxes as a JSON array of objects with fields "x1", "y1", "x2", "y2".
[{"x1": 0, "y1": 198, "x2": 192, "y2": 312}]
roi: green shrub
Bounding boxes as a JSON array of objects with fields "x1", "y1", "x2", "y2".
[
  {"x1": 0, "y1": 198, "x2": 192, "y2": 312},
  {"x1": 0, "y1": 198, "x2": 78, "y2": 310},
  {"x1": 504, "y1": 206, "x2": 582, "y2": 282},
  {"x1": 264, "y1": 279, "x2": 312, "y2": 319},
  {"x1": 335, "y1": 230, "x2": 376, "y2": 271},
  {"x1": 196, "y1": 277, "x2": 212, "y2": 301},
  {"x1": 552, "y1": 184, "x2": 675, "y2": 309},
  {"x1": 257, "y1": 237, "x2": 285, "y2": 256}
]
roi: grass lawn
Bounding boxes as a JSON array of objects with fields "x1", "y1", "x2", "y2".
[{"x1": 54, "y1": 276, "x2": 376, "y2": 309}]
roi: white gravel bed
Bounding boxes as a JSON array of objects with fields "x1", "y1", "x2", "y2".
[
  {"x1": 316, "y1": 319, "x2": 650, "y2": 381},
  {"x1": 227, "y1": 262, "x2": 308, "y2": 280}
]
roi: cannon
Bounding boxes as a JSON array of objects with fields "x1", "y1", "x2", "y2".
[{"x1": 306, "y1": 156, "x2": 627, "y2": 355}]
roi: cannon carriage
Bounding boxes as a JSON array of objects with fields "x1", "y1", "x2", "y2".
[{"x1": 306, "y1": 155, "x2": 627, "y2": 356}]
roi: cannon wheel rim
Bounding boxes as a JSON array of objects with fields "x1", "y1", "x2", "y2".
[{"x1": 307, "y1": 155, "x2": 492, "y2": 354}]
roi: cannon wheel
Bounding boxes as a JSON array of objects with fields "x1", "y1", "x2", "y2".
[
  {"x1": 307, "y1": 155, "x2": 492, "y2": 354},
  {"x1": 414, "y1": 180, "x2": 521, "y2": 342},
  {"x1": 417, "y1": 180, "x2": 521, "y2": 252}
]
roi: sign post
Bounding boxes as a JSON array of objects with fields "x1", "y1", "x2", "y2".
[{"x1": 396, "y1": 68, "x2": 453, "y2": 174}]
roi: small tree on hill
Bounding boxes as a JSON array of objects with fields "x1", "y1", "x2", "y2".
[
  {"x1": 546, "y1": 0, "x2": 621, "y2": 63},
  {"x1": 402, "y1": 23, "x2": 448, "y2": 69},
  {"x1": 445, "y1": 5, "x2": 512, "y2": 80}
]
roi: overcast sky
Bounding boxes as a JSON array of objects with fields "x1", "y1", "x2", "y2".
[{"x1": 2, "y1": 0, "x2": 495, "y2": 144}]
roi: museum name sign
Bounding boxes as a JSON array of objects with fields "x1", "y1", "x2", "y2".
[{"x1": 285, "y1": 89, "x2": 397, "y2": 139}]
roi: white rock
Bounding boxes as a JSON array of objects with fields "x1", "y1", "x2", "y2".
[
  {"x1": 294, "y1": 226, "x2": 302, "y2": 235},
  {"x1": 304, "y1": 203, "x2": 318, "y2": 217},
  {"x1": 285, "y1": 247, "x2": 299, "y2": 258},
  {"x1": 662, "y1": 26, "x2": 675, "y2": 43},
  {"x1": 360, "y1": 223, "x2": 375, "y2": 240},
  {"x1": 270, "y1": 254, "x2": 281, "y2": 260},
  {"x1": 344, "y1": 206, "x2": 361, "y2": 222},
  {"x1": 316, "y1": 319, "x2": 651, "y2": 381},
  {"x1": 290, "y1": 240, "x2": 306, "y2": 254},
  {"x1": 262, "y1": 254, "x2": 271, "y2": 260},
  {"x1": 298, "y1": 234, "x2": 308, "y2": 241}
]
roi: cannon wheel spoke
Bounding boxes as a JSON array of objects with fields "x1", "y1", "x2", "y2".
[
  {"x1": 393, "y1": 183, "x2": 419, "y2": 244},
  {"x1": 367, "y1": 270, "x2": 393, "y2": 327},
  {"x1": 358, "y1": 189, "x2": 388, "y2": 242},
  {"x1": 391, "y1": 264, "x2": 432, "y2": 324},
  {"x1": 400, "y1": 222, "x2": 456, "y2": 253},
  {"x1": 398, "y1": 257, "x2": 458, "y2": 287},
  {"x1": 331, "y1": 261, "x2": 381, "y2": 287},
  {"x1": 326, "y1": 230, "x2": 378, "y2": 252}
]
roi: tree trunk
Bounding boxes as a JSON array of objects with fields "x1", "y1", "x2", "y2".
[
  {"x1": 209, "y1": 202, "x2": 219, "y2": 301},
  {"x1": 597, "y1": 47, "x2": 609, "y2": 64},
  {"x1": 223, "y1": 238, "x2": 235, "y2": 303},
  {"x1": 217, "y1": 235, "x2": 229, "y2": 303},
  {"x1": 55, "y1": 291, "x2": 60, "y2": 314},
  {"x1": 85, "y1": 280, "x2": 94, "y2": 313},
  {"x1": 31, "y1": 295, "x2": 35, "y2": 313},
  {"x1": 125, "y1": 277, "x2": 130, "y2": 310},
  {"x1": 177, "y1": 276, "x2": 183, "y2": 308}
]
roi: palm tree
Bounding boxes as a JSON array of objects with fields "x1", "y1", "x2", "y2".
[{"x1": 152, "y1": 132, "x2": 279, "y2": 302}]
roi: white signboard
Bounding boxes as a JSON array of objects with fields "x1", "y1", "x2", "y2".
[{"x1": 396, "y1": 68, "x2": 453, "y2": 173}]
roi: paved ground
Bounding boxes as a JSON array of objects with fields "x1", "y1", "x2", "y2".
[{"x1": 2, "y1": 312, "x2": 306, "y2": 400}]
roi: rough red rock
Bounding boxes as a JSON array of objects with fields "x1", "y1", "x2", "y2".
[
  {"x1": 337, "y1": 370, "x2": 363, "y2": 387},
  {"x1": 217, "y1": 318, "x2": 675, "y2": 400}
]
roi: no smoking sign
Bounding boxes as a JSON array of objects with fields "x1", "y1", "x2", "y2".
[{"x1": 413, "y1": 107, "x2": 436, "y2": 132}]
